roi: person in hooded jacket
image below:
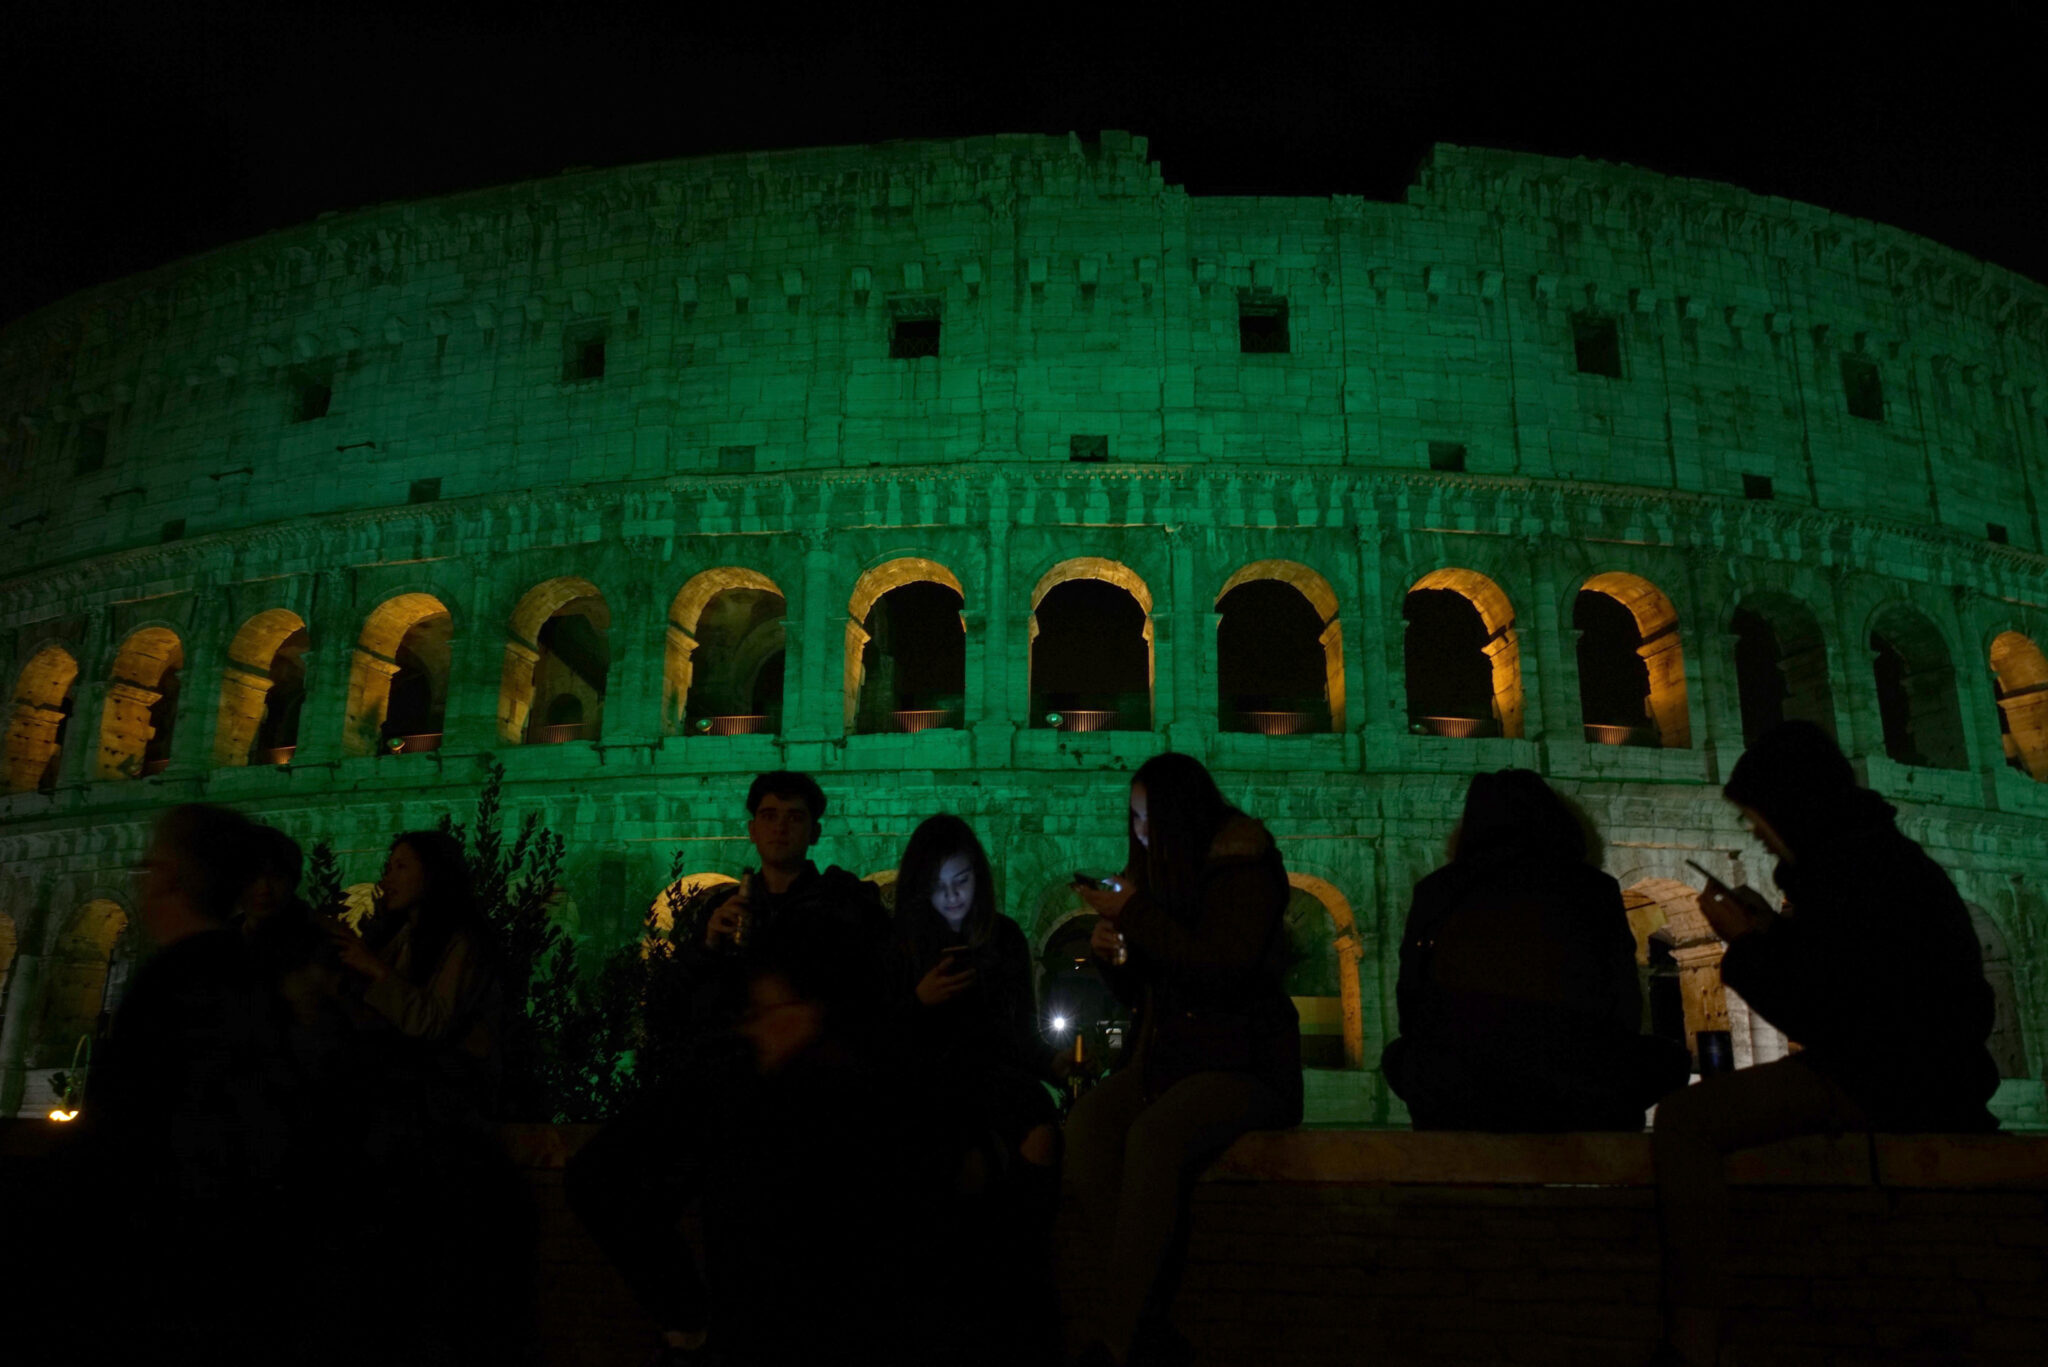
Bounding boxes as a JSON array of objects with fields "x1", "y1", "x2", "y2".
[
  {"x1": 1650, "y1": 720, "x2": 2000, "y2": 1367},
  {"x1": 1383, "y1": 768, "x2": 1689, "y2": 1131},
  {"x1": 1066, "y1": 752, "x2": 1302, "y2": 1367}
]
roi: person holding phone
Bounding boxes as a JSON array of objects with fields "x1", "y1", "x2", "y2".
[
  {"x1": 1066, "y1": 753, "x2": 1301, "y2": 1367},
  {"x1": 1650, "y1": 721, "x2": 2001, "y2": 1367},
  {"x1": 887, "y1": 814, "x2": 1063, "y2": 1366}
]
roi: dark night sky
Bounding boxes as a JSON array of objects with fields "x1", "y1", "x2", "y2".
[{"x1": 6, "y1": 2, "x2": 2046, "y2": 328}]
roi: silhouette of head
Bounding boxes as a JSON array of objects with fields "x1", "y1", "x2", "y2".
[{"x1": 1453, "y1": 769, "x2": 1588, "y2": 865}]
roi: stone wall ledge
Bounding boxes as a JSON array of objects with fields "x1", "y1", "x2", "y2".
[{"x1": 491, "y1": 1122, "x2": 2048, "y2": 1189}]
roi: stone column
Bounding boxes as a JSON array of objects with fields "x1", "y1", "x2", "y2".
[
  {"x1": 1638, "y1": 629, "x2": 1693, "y2": 751},
  {"x1": 212, "y1": 667, "x2": 273, "y2": 767},
  {"x1": 292, "y1": 570, "x2": 355, "y2": 765},
  {"x1": 663, "y1": 625, "x2": 698, "y2": 736},
  {"x1": 3, "y1": 702, "x2": 67, "y2": 792},
  {"x1": 439, "y1": 584, "x2": 499, "y2": 752},
  {"x1": 595, "y1": 573, "x2": 660, "y2": 748},
  {"x1": 785, "y1": 531, "x2": 839, "y2": 743},
  {"x1": 1522, "y1": 540, "x2": 1579, "y2": 744},
  {"x1": 1672, "y1": 941, "x2": 1731, "y2": 1060},
  {"x1": 0, "y1": 949, "x2": 43, "y2": 1116},
  {"x1": 971, "y1": 481, "x2": 1016, "y2": 767}
]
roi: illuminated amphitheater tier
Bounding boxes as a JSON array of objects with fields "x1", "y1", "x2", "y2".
[{"x1": 2, "y1": 133, "x2": 2044, "y2": 1123}]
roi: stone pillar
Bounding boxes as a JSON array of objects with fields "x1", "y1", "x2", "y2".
[
  {"x1": 786, "y1": 532, "x2": 839, "y2": 743},
  {"x1": 1638, "y1": 629, "x2": 1692, "y2": 750},
  {"x1": 597, "y1": 576, "x2": 661, "y2": 748},
  {"x1": 439, "y1": 597, "x2": 498, "y2": 753},
  {"x1": 494, "y1": 640, "x2": 541, "y2": 746},
  {"x1": 1522, "y1": 542, "x2": 1578, "y2": 744},
  {"x1": 971, "y1": 483, "x2": 1016, "y2": 767},
  {"x1": 1672, "y1": 941, "x2": 1731, "y2": 1060},
  {"x1": 211, "y1": 666, "x2": 273, "y2": 767},
  {"x1": 0, "y1": 950, "x2": 42, "y2": 1116},
  {"x1": 95, "y1": 681, "x2": 162, "y2": 780},
  {"x1": 292, "y1": 570, "x2": 354, "y2": 765},
  {"x1": 1354, "y1": 524, "x2": 1399, "y2": 748},
  {"x1": 3, "y1": 702, "x2": 66, "y2": 792}
]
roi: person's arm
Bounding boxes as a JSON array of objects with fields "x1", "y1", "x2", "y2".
[
  {"x1": 1114, "y1": 853, "x2": 1287, "y2": 994},
  {"x1": 361, "y1": 930, "x2": 486, "y2": 1042}
]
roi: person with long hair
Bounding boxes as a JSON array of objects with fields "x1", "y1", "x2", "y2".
[
  {"x1": 1067, "y1": 753, "x2": 1302, "y2": 1367},
  {"x1": 1381, "y1": 768, "x2": 1688, "y2": 1131}
]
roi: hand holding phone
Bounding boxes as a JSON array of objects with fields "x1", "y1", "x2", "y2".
[{"x1": 1687, "y1": 858, "x2": 1777, "y2": 941}]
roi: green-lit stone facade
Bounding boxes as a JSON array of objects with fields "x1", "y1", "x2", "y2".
[{"x1": 2, "y1": 133, "x2": 2044, "y2": 1125}]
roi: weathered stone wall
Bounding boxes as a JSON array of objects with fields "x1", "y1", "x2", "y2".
[{"x1": 2, "y1": 133, "x2": 2045, "y2": 1124}]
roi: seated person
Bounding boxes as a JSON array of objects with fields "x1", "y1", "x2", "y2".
[
  {"x1": 1651, "y1": 722, "x2": 2001, "y2": 1367},
  {"x1": 1382, "y1": 768, "x2": 1689, "y2": 1131}
]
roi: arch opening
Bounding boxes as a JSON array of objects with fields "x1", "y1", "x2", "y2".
[
  {"x1": 1575, "y1": 573, "x2": 1688, "y2": 749},
  {"x1": 1036, "y1": 881, "x2": 1129, "y2": 1063},
  {"x1": 1968, "y1": 904, "x2": 2030, "y2": 1079},
  {"x1": 1216, "y1": 563, "x2": 1339, "y2": 736},
  {"x1": 1284, "y1": 874, "x2": 1364, "y2": 1070},
  {"x1": 214, "y1": 609, "x2": 310, "y2": 767},
  {"x1": 1990, "y1": 631, "x2": 2048, "y2": 781},
  {"x1": 346, "y1": 594, "x2": 451, "y2": 757},
  {"x1": 500, "y1": 578, "x2": 610, "y2": 745},
  {"x1": 33, "y1": 900, "x2": 130, "y2": 1068},
  {"x1": 848, "y1": 560, "x2": 966, "y2": 734},
  {"x1": 96, "y1": 628, "x2": 184, "y2": 780},
  {"x1": 1731, "y1": 594, "x2": 1836, "y2": 745},
  {"x1": 4, "y1": 644, "x2": 79, "y2": 793},
  {"x1": 670, "y1": 570, "x2": 787, "y2": 737},
  {"x1": 1869, "y1": 605, "x2": 1967, "y2": 771},
  {"x1": 1404, "y1": 568, "x2": 1522, "y2": 739},
  {"x1": 1030, "y1": 559, "x2": 1153, "y2": 732}
]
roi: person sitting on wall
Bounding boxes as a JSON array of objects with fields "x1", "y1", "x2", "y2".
[
  {"x1": 1382, "y1": 768, "x2": 1691, "y2": 1132},
  {"x1": 1650, "y1": 720, "x2": 2001, "y2": 1367},
  {"x1": 1067, "y1": 752, "x2": 1304, "y2": 1367},
  {"x1": 888, "y1": 813, "x2": 1064, "y2": 1366},
  {"x1": 566, "y1": 769, "x2": 888, "y2": 1365}
]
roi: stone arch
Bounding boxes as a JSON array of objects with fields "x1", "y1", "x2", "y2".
[
  {"x1": 1576, "y1": 572, "x2": 1689, "y2": 749},
  {"x1": 345, "y1": 593, "x2": 452, "y2": 756},
  {"x1": 1621, "y1": 877, "x2": 1725, "y2": 1062},
  {"x1": 862, "y1": 869, "x2": 900, "y2": 914},
  {"x1": 95, "y1": 627, "x2": 183, "y2": 780},
  {"x1": 1967, "y1": 903, "x2": 2030, "y2": 1079},
  {"x1": 1285, "y1": 873, "x2": 1365, "y2": 1070},
  {"x1": 1728, "y1": 590, "x2": 1837, "y2": 744},
  {"x1": 1404, "y1": 568, "x2": 1523, "y2": 740},
  {"x1": 648, "y1": 872, "x2": 739, "y2": 937},
  {"x1": 1989, "y1": 630, "x2": 2048, "y2": 780},
  {"x1": 846, "y1": 557, "x2": 967, "y2": 733},
  {"x1": 33, "y1": 899, "x2": 128, "y2": 1068},
  {"x1": 668, "y1": 569, "x2": 787, "y2": 735},
  {"x1": 1214, "y1": 560, "x2": 1344, "y2": 735},
  {"x1": 499, "y1": 576, "x2": 610, "y2": 744},
  {"x1": 4, "y1": 644, "x2": 79, "y2": 792},
  {"x1": 214, "y1": 608, "x2": 309, "y2": 766},
  {"x1": 1029, "y1": 557, "x2": 1154, "y2": 732},
  {"x1": 1866, "y1": 602, "x2": 1967, "y2": 770}
]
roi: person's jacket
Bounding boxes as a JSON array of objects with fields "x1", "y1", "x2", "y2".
[
  {"x1": 1102, "y1": 815, "x2": 1303, "y2": 1120},
  {"x1": 359, "y1": 916, "x2": 505, "y2": 1113},
  {"x1": 1719, "y1": 788, "x2": 1999, "y2": 1131},
  {"x1": 1396, "y1": 848, "x2": 1642, "y2": 1052},
  {"x1": 677, "y1": 862, "x2": 889, "y2": 1037},
  {"x1": 891, "y1": 909, "x2": 1052, "y2": 1086}
]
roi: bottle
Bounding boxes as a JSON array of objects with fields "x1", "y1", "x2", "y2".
[
  {"x1": 729, "y1": 872, "x2": 753, "y2": 950},
  {"x1": 1066, "y1": 1031, "x2": 1091, "y2": 1106}
]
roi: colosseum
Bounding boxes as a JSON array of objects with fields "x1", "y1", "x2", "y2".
[{"x1": 1, "y1": 130, "x2": 2043, "y2": 1127}]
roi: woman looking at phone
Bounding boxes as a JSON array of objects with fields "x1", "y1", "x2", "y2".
[{"x1": 1067, "y1": 753, "x2": 1301, "y2": 1367}]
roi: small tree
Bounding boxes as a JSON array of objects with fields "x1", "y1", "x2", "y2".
[{"x1": 305, "y1": 838, "x2": 343, "y2": 911}]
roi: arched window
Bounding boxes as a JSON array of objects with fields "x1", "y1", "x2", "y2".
[
  {"x1": 96, "y1": 628, "x2": 183, "y2": 779},
  {"x1": 1989, "y1": 631, "x2": 2048, "y2": 780},
  {"x1": 33, "y1": 900, "x2": 128, "y2": 1067},
  {"x1": 1622, "y1": 878, "x2": 1731, "y2": 1064},
  {"x1": 846, "y1": 559, "x2": 966, "y2": 734},
  {"x1": 648, "y1": 872, "x2": 739, "y2": 939},
  {"x1": 1404, "y1": 569, "x2": 1522, "y2": 739},
  {"x1": 1036, "y1": 894, "x2": 1129, "y2": 1059},
  {"x1": 1575, "y1": 573, "x2": 1689, "y2": 749},
  {"x1": 345, "y1": 594, "x2": 452, "y2": 757},
  {"x1": 1215, "y1": 561, "x2": 1343, "y2": 736},
  {"x1": 500, "y1": 578, "x2": 610, "y2": 745},
  {"x1": 1868, "y1": 604, "x2": 1967, "y2": 770},
  {"x1": 214, "y1": 609, "x2": 309, "y2": 766},
  {"x1": 668, "y1": 570, "x2": 787, "y2": 737},
  {"x1": 1730, "y1": 593, "x2": 1836, "y2": 745},
  {"x1": 1968, "y1": 904, "x2": 2031, "y2": 1079},
  {"x1": 1029, "y1": 558, "x2": 1153, "y2": 732},
  {"x1": 1284, "y1": 875, "x2": 1364, "y2": 1070},
  {"x1": 4, "y1": 645, "x2": 79, "y2": 792}
]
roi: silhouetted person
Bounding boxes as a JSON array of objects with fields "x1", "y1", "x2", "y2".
[
  {"x1": 1382, "y1": 768, "x2": 1689, "y2": 1131},
  {"x1": 320, "y1": 830, "x2": 532, "y2": 1367},
  {"x1": 889, "y1": 814, "x2": 1062, "y2": 1366},
  {"x1": 1067, "y1": 753, "x2": 1302, "y2": 1367},
  {"x1": 566, "y1": 770, "x2": 887, "y2": 1364},
  {"x1": 1651, "y1": 721, "x2": 2000, "y2": 1366},
  {"x1": 60, "y1": 804, "x2": 289, "y2": 1365}
]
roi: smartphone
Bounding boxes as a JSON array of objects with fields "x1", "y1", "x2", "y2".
[{"x1": 1072, "y1": 871, "x2": 1105, "y2": 890}]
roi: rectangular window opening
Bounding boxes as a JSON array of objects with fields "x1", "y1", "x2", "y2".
[
  {"x1": 1239, "y1": 295, "x2": 1290, "y2": 354},
  {"x1": 1572, "y1": 314, "x2": 1622, "y2": 377},
  {"x1": 1841, "y1": 354, "x2": 1884, "y2": 421},
  {"x1": 718, "y1": 445, "x2": 756, "y2": 473},
  {"x1": 889, "y1": 302, "x2": 942, "y2": 360},
  {"x1": 409, "y1": 478, "x2": 442, "y2": 505},
  {"x1": 292, "y1": 376, "x2": 332, "y2": 423},
  {"x1": 1988, "y1": 522, "x2": 2010, "y2": 545},
  {"x1": 563, "y1": 325, "x2": 607, "y2": 382},
  {"x1": 1428, "y1": 441, "x2": 1467, "y2": 473},
  {"x1": 1742, "y1": 473, "x2": 1774, "y2": 501},
  {"x1": 1070, "y1": 435, "x2": 1110, "y2": 463}
]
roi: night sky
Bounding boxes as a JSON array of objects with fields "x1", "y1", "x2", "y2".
[{"x1": 5, "y1": 3, "x2": 2045, "y2": 328}]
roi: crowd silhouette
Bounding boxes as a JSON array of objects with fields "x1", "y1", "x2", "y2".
[{"x1": 2, "y1": 724, "x2": 2008, "y2": 1367}]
